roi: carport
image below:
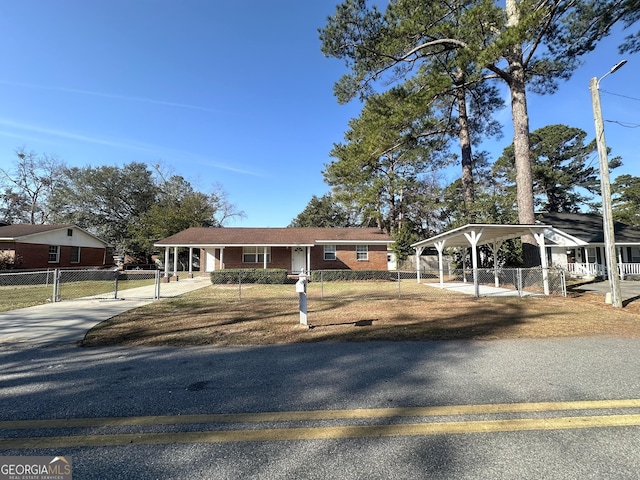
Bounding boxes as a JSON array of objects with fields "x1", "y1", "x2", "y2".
[{"x1": 411, "y1": 224, "x2": 552, "y2": 296}]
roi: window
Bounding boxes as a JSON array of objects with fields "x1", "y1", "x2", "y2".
[
  {"x1": 356, "y1": 245, "x2": 368, "y2": 261},
  {"x1": 67, "y1": 228, "x2": 73, "y2": 237},
  {"x1": 586, "y1": 247, "x2": 597, "y2": 263},
  {"x1": 70, "y1": 246, "x2": 81, "y2": 263},
  {"x1": 631, "y1": 247, "x2": 640, "y2": 263},
  {"x1": 48, "y1": 245, "x2": 60, "y2": 263},
  {"x1": 324, "y1": 245, "x2": 336, "y2": 261},
  {"x1": 242, "y1": 246, "x2": 271, "y2": 263}
]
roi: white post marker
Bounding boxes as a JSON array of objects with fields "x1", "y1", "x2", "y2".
[{"x1": 296, "y1": 269, "x2": 308, "y2": 326}]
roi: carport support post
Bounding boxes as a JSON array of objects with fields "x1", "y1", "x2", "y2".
[
  {"x1": 414, "y1": 247, "x2": 425, "y2": 283},
  {"x1": 464, "y1": 230, "x2": 483, "y2": 298},
  {"x1": 434, "y1": 241, "x2": 446, "y2": 286},
  {"x1": 489, "y1": 240, "x2": 503, "y2": 288},
  {"x1": 533, "y1": 231, "x2": 550, "y2": 295}
]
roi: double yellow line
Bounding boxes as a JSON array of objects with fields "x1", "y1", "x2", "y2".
[{"x1": 2, "y1": 399, "x2": 640, "y2": 449}]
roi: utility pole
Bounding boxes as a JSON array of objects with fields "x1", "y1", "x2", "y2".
[{"x1": 589, "y1": 60, "x2": 626, "y2": 308}]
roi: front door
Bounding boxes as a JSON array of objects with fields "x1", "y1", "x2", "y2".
[{"x1": 291, "y1": 247, "x2": 306, "y2": 273}]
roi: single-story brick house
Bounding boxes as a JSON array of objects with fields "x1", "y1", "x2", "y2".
[
  {"x1": 154, "y1": 227, "x2": 395, "y2": 276},
  {"x1": 0, "y1": 224, "x2": 109, "y2": 270}
]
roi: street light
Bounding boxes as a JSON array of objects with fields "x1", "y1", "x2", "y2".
[{"x1": 589, "y1": 60, "x2": 627, "y2": 308}]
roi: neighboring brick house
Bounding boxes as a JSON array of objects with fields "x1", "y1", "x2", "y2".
[
  {"x1": 0, "y1": 224, "x2": 109, "y2": 270},
  {"x1": 154, "y1": 227, "x2": 395, "y2": 275}
]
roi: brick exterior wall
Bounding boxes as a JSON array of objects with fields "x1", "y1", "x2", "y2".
[
  {"x1": 7, "y1": 242, "x2": 106, "y2": 269},
  {"x1": 205, "y1": 244, "x2": 388, "y2": 272},
  {"x1": 311, "y1": 244, "x2": 388, "y2": 270}
]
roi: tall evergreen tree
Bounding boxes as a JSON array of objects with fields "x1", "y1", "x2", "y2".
[
  {"x1": 494, "y1": 124, "x2": 615, "y2": 213},
  {"x1": 321, "y1": 0, "x2": 637, "y2": 265},
  {"x1": 288, "y1": 194, "x2": 353, "y2": 228},
  {"x1": 612, "y1": 174, "x2": 640, "y2": 227}
]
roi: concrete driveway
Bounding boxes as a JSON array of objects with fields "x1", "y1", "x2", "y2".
[
  {"x1": 571, "y1": 279, "x2": 640, "y2": 302},
  {"x1": 0, "y1": 275, "x2": 211, "y2": 346}
]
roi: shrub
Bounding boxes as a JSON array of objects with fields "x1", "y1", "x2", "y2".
[
  {"x1": 310, "y1": 270, "x2": 397, "y2": 282},
  {"x1": 210, "y1": 269, "x2": 289, "y2": 284},
  {"x1": 0, "y1": 252, "x2": 23, "y2": 270}
]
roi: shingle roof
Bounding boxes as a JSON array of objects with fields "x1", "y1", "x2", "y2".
[
  {"x1": 539, "y1": 212, "x2": 640, "y2": 244},
  {"x1": 0, "y1": 224, "x2": 74, "y2": 240},
  {"x1": 155, "y1": 227, "x2": 393, "y2": 247}
]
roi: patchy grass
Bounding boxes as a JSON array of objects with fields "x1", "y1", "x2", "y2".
[
  {"x1": 81, "y1": 283, "x2": 640, "y2": 347},
  {"x1": 0, "y1": 278, "x2": 157, "y2": 312}
]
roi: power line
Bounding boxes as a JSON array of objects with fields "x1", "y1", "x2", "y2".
[
  {"x1": 600, "y1": 89, "x2": 640, "y2": 102},
  {"x1": 605, "y1": 120, "x2": 640, "y2": 128}
]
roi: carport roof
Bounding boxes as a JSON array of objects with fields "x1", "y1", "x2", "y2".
[{"x1": 411, "y1": 224, "x2": 551, "y2": 249}]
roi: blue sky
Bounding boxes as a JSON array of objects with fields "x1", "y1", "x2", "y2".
[{"x1": 0, "y1": 2, "x2": 638, "y2": 227}]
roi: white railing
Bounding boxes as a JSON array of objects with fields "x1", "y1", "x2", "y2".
[
  {"x1": 620, "y1": 263, "x2": 640, "y2": 276},
  {"x1": 566, "y1": 263, "x2": 604, "y2": 277},
  {"x1": 565, "y1": 262, "x2": 640, "y2": 278}
]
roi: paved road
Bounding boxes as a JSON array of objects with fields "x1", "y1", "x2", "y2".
[
  {"x1": 1, "y1": 338, "x2": 640, "y2": 479},
  {"x1": 0, "y1": 275, "x2": 211, "y2": 345}
]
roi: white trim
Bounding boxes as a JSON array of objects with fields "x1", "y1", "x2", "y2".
[
  {"x1": 155, "y1": 243, "x2": 315, "y2": 248},
  {"x1": 314, "y1": 240, "x2": 392, "y2": 245}
]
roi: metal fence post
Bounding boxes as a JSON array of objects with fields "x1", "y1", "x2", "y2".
[
  {"x1": 397, "y1": 270, "x2": 401, "y2": 298},
  {"x1": 321, "y1": 270, "x2": 325, "y2": 300},
  {"x1": 154, "y1": 269, "x2": 161, "y2": 300},
  {"x1": 517, "y1": 268, "x2": 523, "y2": 297},
  {"x1": 113, "y1": 270, "x2": 119, "y2": 299},
  {"x1": 238, "y1": 271, "x2": 242, "y2": 299},
  {"x1": 52, "y1": 268, "x2": 60, "y2": 302}
]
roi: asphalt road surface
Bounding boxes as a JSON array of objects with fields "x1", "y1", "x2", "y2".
[{"x1": 1, "y1": 338, "x2": 640, "y2": 479}]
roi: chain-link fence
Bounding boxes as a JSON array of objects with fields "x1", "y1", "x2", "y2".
[
  {"x1": 0, "y1": 268, "x2": 207, "y2": 311},
  {"x1": 205, "y1": 267, "x2": 565, "y2": 302},
  {"x1": 0, "y1": 266, "x2": 566, "y2": 313},
  {"x1": 437, "y1": 267, "x2": 567, "y2": 297}
]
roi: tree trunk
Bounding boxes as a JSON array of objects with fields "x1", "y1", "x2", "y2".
[
  {"x1": 455, "y1": 75, "x2": 475, "y2": 223},
  {"x1": 506, "y1": 0, "x2": 539, "y2": 267}
]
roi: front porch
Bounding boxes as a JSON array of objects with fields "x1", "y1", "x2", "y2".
[{"x1": 566, "y1": 262, "x2": 640, "y2": 279}]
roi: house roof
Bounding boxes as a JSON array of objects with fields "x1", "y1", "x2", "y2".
[
  {"x1": 0, "y1": 224, "x2": 109, "y2": 245},
  {"x1": 0, "y1": 224, "x2": 74, "y2": 239},
  {"x1": 538, "y1": 212, "x2": 640, "y2": 245},
  {"x1": 154, "y1": 227, "x2": 394, "y2": 248}
]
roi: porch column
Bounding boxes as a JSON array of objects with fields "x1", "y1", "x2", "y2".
[
  {"x1": 220, "y1": 248, "x2": 224, "y2": 270},
  {"x1": 306, "y1": 246, "x2": 311, "y2": 273},
  {"x1": 164, "y1": 246, "x2": 170, "y2": 278},
  {"x1": 188, "y1": 247, "x2": 193, "y2": 275},
  {"x1": 464, "y1": 229, "x2": 483, "y2": 297},
  {"x1": 533, "y1": 231, "x2": 550, "y2": 295},
  {"x1": 263, "y1": 246, "x2": 268, "y2": 270},
  {"x1": 434, "y1": 241, "x2": 446, "y2": 286},
  {"x1": 618, "y1": 247, "x2": 624, "y2": 280},
  {"x1": 173, "y1": 247, "x2": 179, "y2": 276}
]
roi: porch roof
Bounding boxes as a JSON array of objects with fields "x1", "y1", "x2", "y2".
[
  {"x1": 539, "y1": 212, "x2": 640, "y2": 245},
  {"x1": 155, "y1": 227, "x2": 394, "y2": 248}
]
